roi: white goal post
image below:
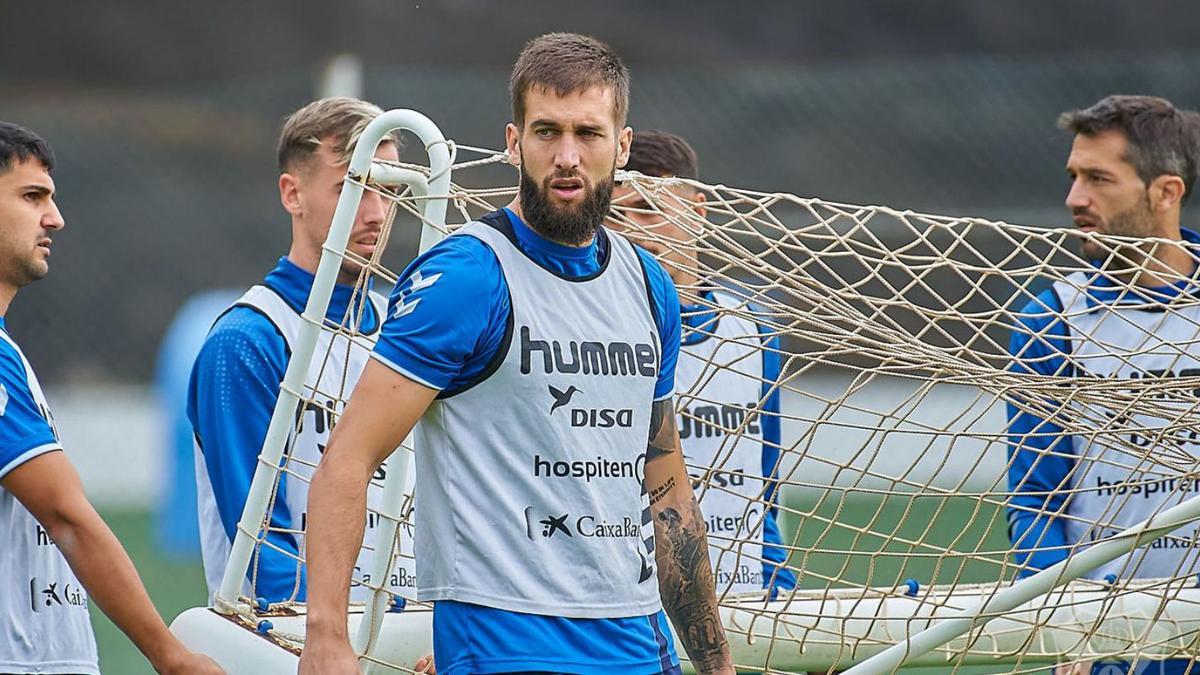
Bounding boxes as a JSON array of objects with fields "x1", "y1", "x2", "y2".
[{"x1": 170, "y1": 108, "x2": 1200, "y2": 674}]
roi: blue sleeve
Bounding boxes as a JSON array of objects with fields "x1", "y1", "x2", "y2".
[
  {"x1": 755, "y1": 326, "x2": 796, "y2": 593},
  {"x1": 1006, "y1": 289, "x2": 1075, "y2": 578},
  {"x1": 0, "y1": 344, "x2": 60, "y2": 481},
  {"x1": 372, "y1": 236, "x2": 508, "y2": 390},
  {"x1": 632, "y1": 246, "x2": 681, "y2": 400},
  {"x1": 186, "y1": 308, "x2": 305, "y2": 602}
]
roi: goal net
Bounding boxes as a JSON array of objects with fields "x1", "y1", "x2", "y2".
[{"x1": 171, "y1": 111, "x2": 1200, "y2": 674}]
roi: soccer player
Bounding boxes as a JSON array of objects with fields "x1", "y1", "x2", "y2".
[
  {"x1": 299, "y1": 33, "x2": 734, "y2": 675},
  {"x1": 1006, "y1": 96, "x2": 1200, "y2": 674},
  {"x1": 609, "y1": 130, "x2": 797, "y2": 598},
  {"x1": 0, "y1": 123, "x2": 221, "y2": 674},
  {"x1": 187, "y1": 97, "x2": 414, "y2": 604}
]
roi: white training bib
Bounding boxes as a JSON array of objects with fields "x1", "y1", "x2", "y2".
[
  {"x1": 675, "y1": 289, "x2": 767, "y2": 594},
  {"x1": 195, "y1": 286, "x2": 418, "y2": 602},
  {"x1": 0, "y1": 332, "x2": 98, "y2": 675},
  {"x1": 412, "y1": 217, "x2": 664, "y2": 618},
  {"x1": 1053, "y1": 273, "x2": 1200, "y2": 580}
]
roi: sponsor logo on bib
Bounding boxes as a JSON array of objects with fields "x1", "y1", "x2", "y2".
[
  {"x1": 29, "y1": 577, "x2": 87, "y2": 612},
  {"x1": 523, "y1": 507, "x2": 641, "y2": 540},
  {"x1": 520, "y1": 326, "x2": 657, "y2": 378}
]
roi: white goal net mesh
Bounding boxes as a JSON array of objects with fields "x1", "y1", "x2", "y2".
[{"x1": 215, "y1": 139, "x2": 1200, "y2": 674}]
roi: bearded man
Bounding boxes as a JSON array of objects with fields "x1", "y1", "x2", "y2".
[
  {"x1": 1007, "y1": 95, "x2": 1200, "y2": 674},
  {"x1": 299, "y1": 33, "x2": 734, "y2": 675}
]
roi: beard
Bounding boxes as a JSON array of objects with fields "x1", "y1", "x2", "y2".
[
  {"x1": 1079, "y1": 194, "x2": 1154, "y2": 265},
  {"x1": 519, "y1": 162, "x2": 614, "y2": 246},
  {"x1": 9, "y1": 244, "x2": 49, "y2": 288}
]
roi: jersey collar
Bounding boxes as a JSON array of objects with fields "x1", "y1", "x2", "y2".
[
  {"x1": 265, "y1": 257, "x2": 378, "y2": 330},
  {"x1": 681, "y1": 285, "x2": 720, "y2": 346},
  {"x1": 1077, "y1": 227, "x2": 1200, "y2": 311}
]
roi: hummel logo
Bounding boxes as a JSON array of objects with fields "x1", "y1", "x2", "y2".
[
  {"x1": 408, "y1": 269, "x2": 442, "y2": 292},
  {"x1": 637, "y1": 549, "x2": 655, "y2": 583},
  {"x1": 392, "y1": 297, "x2": 421, "y2": 319},
  {"x1": 548, "y1": 385, "x2": 580, "y2": 415},
  {"x1": 540, "y1": 514, "x2": 572, "y2": 538},
  {"x1": 392, "y1": 270, "x2": 443, "y2": 320}
]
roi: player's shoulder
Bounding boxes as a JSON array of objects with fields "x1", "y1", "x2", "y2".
[
  {"x1": 627, "y1": 242, "x2": 679, "y2": 305},
  {"x1": 0, "y1": 333, "x2": 33, "y2": 390},
  {"x1": 400, "y1": 229, "x2": 503, "y2": 287},
  {"x1": 1013, "y1": 284, "x2": 1068, "y2": 327},
  {"x1": 197, "y1": 302, "x2": 291, "y2": 369},
  {"x1": 704, "y1": 284, "x2": 776, "y2": 340},
  {"x1": 208, "y1": 303, "x2": 286, "y2": 342}
]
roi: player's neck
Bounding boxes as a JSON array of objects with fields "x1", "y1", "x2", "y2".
[
  {"x1": 284, "y1": 245, "x2": 359, "y2": 288},
  {"x1": 286, "y1": 241, "x2": 318, "y2": 274},
  {"x1": 1123, "y1": 241, "x2": 1196, "y2": 288},
  {"x1": 1109, "y1": 223, "x2": 1194, "y2": 287},
  {"x1": 0, "y1": 283, "x2": 17, "y2": 317},
  {"x1": 506, "y1": 199, "x2": 596, "y2": 248}
]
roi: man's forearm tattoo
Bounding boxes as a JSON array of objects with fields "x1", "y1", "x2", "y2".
[
  {"x1": 646, "y1": 398, "x2": 677, "y2": 462},
  {"x1": 655, "y1": 499, "x2": 731, "y2": 672},
  {"x1": 648, "y1": 476, "x2": 676, "y2": 505}
]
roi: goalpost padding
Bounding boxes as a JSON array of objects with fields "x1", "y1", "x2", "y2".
[{"x1": 174, "y1": 577, "x2": 1200, "y2": 673}]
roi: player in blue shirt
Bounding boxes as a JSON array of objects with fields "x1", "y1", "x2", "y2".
[
  {"x1": 609, "y1": 130, "x2": 797, "y2": 598},
  {"x1": 299, "y1": 34, "x2": 734, "y2": 675},
  {"x1": 187, "y1": 98, "x2": 408, "y2": 606},
  {"x1": 0, "y1": 123, "x2": 220, "y2": 674},
  {"x1": 1007, "y1": 96, "x2": 1200, "y2": 675}
]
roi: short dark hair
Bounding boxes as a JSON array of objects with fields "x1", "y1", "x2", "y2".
[
  {"x1": 510, "y1": 32, "x2": 630, "y2": 128},
  {"x1": 626, "y1": 130, "x2": 699, "y2": 180},
  {"x1": 1059, "y1": 95, "x2": 1200, "y2": 204},
  {"x1": 0, "y1": 122, "x2": 54, "y2": 174}
]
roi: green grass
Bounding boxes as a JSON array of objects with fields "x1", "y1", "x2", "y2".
[
  {"x1": 91, "y1": 495, "x2": 1015, "y2": 673},
  {"x1": 779, "y1": 493, "x2": 1019, "y2": 674},
  {"x1": 782, "y1": 491, "x2": 1011, "y2": 591},
  {"x1": 91, "y1": 509, "x2": 208, "y2": 675}
]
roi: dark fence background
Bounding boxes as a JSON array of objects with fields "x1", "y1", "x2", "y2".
[{"x1": 3, "y1": 1, "x2": 1200, "y2": 384}]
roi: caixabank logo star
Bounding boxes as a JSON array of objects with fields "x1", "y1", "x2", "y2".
[{"x1": 29, "y1": 577, "x2": 87, "y2": 613}]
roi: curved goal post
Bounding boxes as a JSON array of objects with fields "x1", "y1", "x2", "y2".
[{"x1": 171, "y1": 109, "x2": 1200, "y2": 674}]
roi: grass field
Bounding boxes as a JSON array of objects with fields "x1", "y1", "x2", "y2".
[
  {"x1": 94, "y1": 494, "x2": 1014, "y2": 673},
  {"x1": 91, "y1": 510, "x2": 208, "y2": 675}
]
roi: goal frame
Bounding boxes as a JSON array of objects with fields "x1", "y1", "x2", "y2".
[
  {"x1": 211, "y1": 109, "x2": 452, "y2": 651},
  {"x1": 168, "y1": 108, "x2": 1200, "y2": 674}
]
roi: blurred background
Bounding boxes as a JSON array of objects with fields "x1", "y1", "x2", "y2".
[{"x1": 5, "y1": 1, "x2": 1200, "y2": 671}]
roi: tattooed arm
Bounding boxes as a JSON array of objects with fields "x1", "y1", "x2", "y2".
[{"x1": 645, "y1": 397, "x2": 734, "y2": 674}]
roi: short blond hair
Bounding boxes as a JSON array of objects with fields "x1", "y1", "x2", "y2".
[{"x1": 276, "y1": 97, "x2": 399, "y2": 172}]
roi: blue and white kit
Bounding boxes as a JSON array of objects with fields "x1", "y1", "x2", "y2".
[
  {"x1": 676, "y1": 287, "x2": 796, "y2": 596},
  {"x1": 1007, "y1": 228, "x2": 1200, "y2": 583},
  {"x1": 0, "y1": 319, "x2": 98, "y2": 675},
  {"x1": 188, "y1": 257, "x2": 416, "y2": 604},
  {"x1": 373, "y1": 208, "x2": 683, "y2": 675}
]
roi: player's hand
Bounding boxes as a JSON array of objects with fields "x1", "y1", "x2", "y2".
[
  {"x1": 1054, "y1": 661, "x2": 1093, "y2": 675},
  {"x1": 156, "y1": 649, "x2": 225, "y2": 674},
  {"x1": 298, "y1": 636, "x2": 360, "y2": 675},
  {"x1": 414, "y1": 652, "x2": 436, "y2": 673}
]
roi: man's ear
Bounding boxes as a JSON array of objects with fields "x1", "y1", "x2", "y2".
[
  {"x1": 506, "y1": 123, "x2": 522, "y2": 167},
  {"x1": 690, "y1": 190, "x2": 707, "y2": 219},
  {"x1": 1150, "y1": 174, "x2": 1186, "y2": 212},
  {"x1": 279, "y1": 172, "x2": 303, "y2": 217},
  {"x1": 616, "y1": 126, "x2": 633, "y2": 169}
]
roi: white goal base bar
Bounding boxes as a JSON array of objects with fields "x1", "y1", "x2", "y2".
[{"x1": 171, "y1": 578, "x2": 1200, "y2": 673}]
